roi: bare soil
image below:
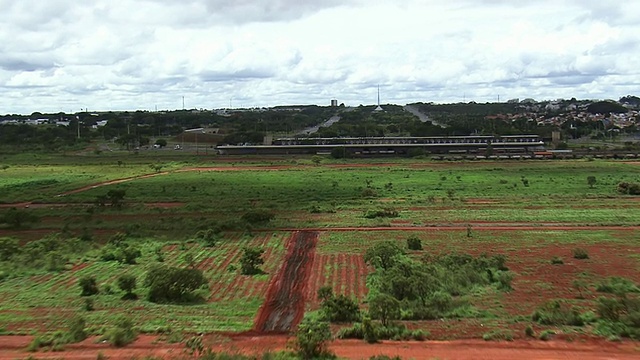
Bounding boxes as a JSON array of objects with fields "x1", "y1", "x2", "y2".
[
  {"x1": 1, "y1": 335, "x2": 638, "y2": 360},
  {"x1": 253, "y1": 231, "x2": 318, "y2": 333}
]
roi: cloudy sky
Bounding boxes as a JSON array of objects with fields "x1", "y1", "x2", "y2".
[{"x1": 1, "y1": 0, "x2": 639, "y2": 114}]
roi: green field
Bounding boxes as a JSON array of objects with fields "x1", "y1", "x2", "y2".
[{"x1": 1, "y1": 154, "x2": 640, "y2": 341}]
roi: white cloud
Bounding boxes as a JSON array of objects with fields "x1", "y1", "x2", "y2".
[{"x1": 1, "y1": 0, "x2": 639, "y2": 113}]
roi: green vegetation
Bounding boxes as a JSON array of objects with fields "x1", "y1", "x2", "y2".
[
  {"x1": 1, "y1": 154, "x2": 640, "y2": 343},
  {"x1": 240, "y1": 247, "x2": 265, "y2": 275}
]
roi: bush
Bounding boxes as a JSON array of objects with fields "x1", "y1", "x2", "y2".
[
  {"x1": 83, "y1": 298, "x2": 94, "y2": 311},
  {"x1": 617, "y1": 182, "x2": 640, "y2": 195},
  {"x1": 482, "y1": 330, "x2": 514, "y2": 341},
  {"x1": 296, "y1": 314, "x2": 334, "y2": 359},
  {"x1": 106, "y1": 316, "x2": 137, "y2": 347},
  {"x1": 531, "y1": 300, "x2": 584, "y2": 326},
  {"x1": 144, "y1": 265, "x2": 207, "y2": 303},
  {"x1": 68, "y1": 315, "x2": 87, "y2": 343},
  {"x1": 79, "y1": 276, "x2": 99, "y2": 296},
  {"x1": 406, "y1": 236, "x2": 422, "y2": 251},
  {"x1": 539, "y1": 330, "x2": 555, "y2": 341},
  {"x1": 364, "y1": 208, "x2": 399, "y2": 219},
  {"x1": 321, "y1": 294, "x2": 361, "y2": 323},
  {"x1": 240, "y1": 247, "x2": 265, "y2": 275},
  {"x1": 572, "y1": 248, "x2": 589, "y2": 260},
  {"x1": 117, "y1": 274, "x2": 137, "y2": 300},
  {"x1": 241, "y1": 210, "x2": 274, "y2": 224},
  {"x1": 550, "y1": 256, "x2": 564, "y2": 265},
  {"x1": 596, "y1": 277, "x2": 640, "y2": 295},
  {"x1": 496, "y1": 271, "x2": 514, "y2": 292},
  {"x1": 524, "y1": 325, "x2": 535, "y2": 337}
]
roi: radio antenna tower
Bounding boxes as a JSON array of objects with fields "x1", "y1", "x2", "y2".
[{"x1": 374, "y1": 84, "x2": 383, "y2": 111}]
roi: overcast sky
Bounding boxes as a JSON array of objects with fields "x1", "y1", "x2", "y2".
[{"x1": 1, "y1": 0, "x2": 639, "y2": 114}]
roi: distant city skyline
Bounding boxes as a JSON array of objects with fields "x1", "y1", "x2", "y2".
[{"x1": 1, "y1": 0, "x2": 639, "y2": 114}]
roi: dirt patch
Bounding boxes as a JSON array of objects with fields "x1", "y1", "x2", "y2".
[
  {"x1": 253, "y1": 231, "x2": 318, "y2": 333},
  {"x1": 2, "y1": 335, "x2": 637, "y2": 360},
  {"x1": 58, "y1": 172, "x2": 168, "y2": 196}
]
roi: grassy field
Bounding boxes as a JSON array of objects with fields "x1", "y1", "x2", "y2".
[
  {"x1": 0, "y1": 232, "x2": 289, "y2": 334},
  {"x1": 1, "y1": 154, "x2": 640, "y2": 341}
]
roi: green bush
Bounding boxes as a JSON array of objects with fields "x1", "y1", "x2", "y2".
[
  {"x1": 524, "y1": 325, "x2": 535, "y2": 337},
  {"x1": 364, "y1": 208, "x2": 399, "y2": 219},
  {"x1": 550, "y1": 256, "x2": 564, "y2": 265},
  {"x1": 406, "y1": 236, "x2": 422, "y2": 251},
  {"x1": 321, "y1": 293, "x2": 361, "y2": 323},
  {"x1": 539, "y1": 330, "x2": 555, "y2": 341},
  {"x1": 572, "y1": 248, "x2": 589, "y2": 260},
  {"x1": 106, "y1": 316, "x2": 137, "y2": 347},
  {"x1": 296, "y1": 314, "x2": 334, "y2": 359},
  {"x1": 596, "y1": 277, "x2": 640, "y2": 295},
  {"x1": 241, "y1": 210, "x2": 274, "y2": 224},
  {"x1": 144, "y1": 265, "x2": 207, "y2": 303},
  {"x1": 482, "y1": 329, "x2": 514, "y2": 341},
  {"x1": 79, "y1": 275, "x2": 99, "y2": 296},
  {"x1": 531, "y1": 300, "x2": 584, "y2": 326}
]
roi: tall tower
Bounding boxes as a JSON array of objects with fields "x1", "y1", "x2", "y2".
[{"x1": 374, "y1": 84, "x2": 383, "y2": 111}]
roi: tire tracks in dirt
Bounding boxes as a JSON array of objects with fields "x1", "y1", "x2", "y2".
[{"x1": 253, "y1": 231, "x2": 318, "y2": 333}]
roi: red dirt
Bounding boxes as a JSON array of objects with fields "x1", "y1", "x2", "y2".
[
  {"x1": 253, "y1": 231, "x2": 318, "y2": 333},
  {"x1": 1, "y1": 335, "x2": 638, "y2": 360}
]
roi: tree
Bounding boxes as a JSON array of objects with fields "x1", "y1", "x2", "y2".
[
  {"x1": 67, "y1": 315, "x2": 87, "y2": 343},
  {"x1": 318, "y1": 287, "x2": 360, "y2": 323},
  {"x1": 296, "y1": 314, "x2": 333, "y2": 359},
  {"x1": 1, "y1": 207, "x2": 39, "y2": 229},
  {"x1": 369, "y1": 293, "x2": 401, "y2": 327},
  {"x1": 364, "y1": 241, "x2": 405, "y2": 270},
  {"x1": 107, "y1": 315, "x2": 137, "y2": 347},
  {"x1": 144, "y1": 265, "x2": 207, "y2": 303},
  {"x1": 587, "y1": 176, "x2": 597, "y2": 188},
  {"x1": 106, "y1": 189, "x2": 126, "y2": 208},
  {"x1": 78, "y1": 275, "x2": 99, "y2": 296},
  {"x1": 117, "y1": 274, "x2": 137, "y2": 300},
  {"x1": 155, "y1": 138, "x2": 167, "y2": 147},
  {"x1": 406, "y1": 236, "x2": 422, "y2": 250},
  {"x1": 240, "y1": 247, "x2": 265, "y2": 275}
]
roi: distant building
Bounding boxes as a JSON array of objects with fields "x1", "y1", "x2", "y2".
[{"x1": 331, "y1": 99, "x2": 338, "y2": 107}]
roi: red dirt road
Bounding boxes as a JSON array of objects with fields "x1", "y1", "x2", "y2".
[
  {"x1": 1, "y1": 335, "x2": 638, "y2": 360},
  {"x1": 253, "y1": 231, "x2": 318, "y2": 333}
]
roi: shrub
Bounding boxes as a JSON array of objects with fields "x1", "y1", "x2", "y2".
[
  {"x1": 596, "y1": 277, "x2": 640, "y2": 295},
  {"x1": 572, "y1": 248, "x2": 589, "y2": 260},
  {"x1": 524, "y1": 325, "x2": 535, "y2": 337},
  {"x1": 539, "y1": 330, "x2": 555, "y2": 341},
  {"x1": 496, "y1": 271, "x2": 514, "y2": 292},
  {"x1": 406, "y1": 236, "x2": 422, "y2": 251},
  {"x1": 364, "y1": 208, "x2": 399, "y2": 219},
  {"x1": 550, "y1": 256, "x2": 564, "y2": 265},
  {"x1": 321, "y1": 294, "x2": 361, "y2": 323},
  {"x1": 361, "y1": 188, "x2": 378, "y2": 198},
  {"x1": 116, "y1": 274, "x2": 137, "y2": 300},
  {"x1": 296, "y1": 314, "x2": 333, "y2": 359},
  {"x1": 617, "y1": 182, "x2": 640, "y2": 195},
  {"x1": 241, "y1": 210, "x2": 274, "y2": 224},
  {"x1": 482, "y1": 330, "x2": 514, "y2": 341},
  {"x1": 68, "y1": 315, "x2": 87, "y2": 343},
  {"x1": 83, "y1": 298, "x2": 94, "y2": 311},
  {"x1": 531, "y1": 300, "x2": 584, "y2": 326},
  {"x1": 106, "y1": 316, "x2": 137, "y2": 347},
  {"x1": 240, "y1": 247, "x2": 265, "y2": 275},
  {"x1": 79, "y1": 276, "x2": 99, "y2": 296},
  {"x1": 144, "y1": 265, "x2": 207, "y2": 303}
]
